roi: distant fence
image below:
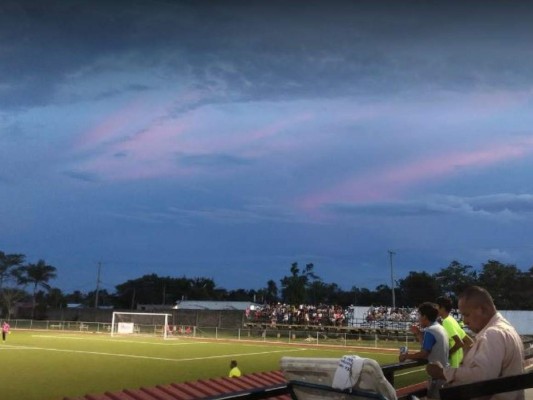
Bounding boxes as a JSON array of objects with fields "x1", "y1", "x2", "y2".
[
  {"x1": 7, "y1": 318, "x2": 418, "y2": 348},
  {"x1": 44, "y1": 308, "x2": 246, "y2": 329},
  {"x1": 43, "y1": 308, "x2": 410, "y2": 331},
  {"x1": 34, "y1": 307, "x2": 533, "y2": 335}
]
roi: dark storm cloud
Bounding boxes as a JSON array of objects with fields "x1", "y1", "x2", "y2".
[
  {"x1": 326, "y1": 200, "x2": 449, "y2": 217},
  {"x1": 2, "y1": 0, "x2": 533, "y2": 110},
  {"x1": 106, "y1": 202, "x2": 297, "y2": 225},
  {"x1": 0, "y1": 0, "x2": 191, "y2": 108},
  {"x1": 327, "y1": 193, "x2": 533, "y2": 218},
  {"x1": 93, "y1": 83, "x2": 151, "y2": 101},
  {"x1": 467, "y1": 194, "x2": 533, "y2": 214}
]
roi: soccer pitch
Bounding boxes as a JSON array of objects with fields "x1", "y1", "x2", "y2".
[{"x1": 1, "y1": 331, "x2": 425, "y2": 400}]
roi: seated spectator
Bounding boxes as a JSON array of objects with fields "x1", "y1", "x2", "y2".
[{"x1": 228, "y1": 360, "x2": 241, "y2": 378}]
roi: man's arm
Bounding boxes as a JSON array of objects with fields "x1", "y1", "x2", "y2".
[
  {"x1": 444, "y1": 330, "x2": 506, "y2": 385},
  {"x1": 449, "y1": 334, "x2": 463, "y2": 355},
  {"x1": 400, "y1": 330, "x2": 434, "y2": 362},
  {"x1": 426, "y1": 363, "x2": 445, "y2": 380},
  {"x1": 410, "y1": 324, "x2": 423, "y2": 342},
  {"x1": 462, "y1": 334, "x2": 474, "y2": 351},
  {"x1": 400, "y1": 349, "x2": 429, "y2": 362}
]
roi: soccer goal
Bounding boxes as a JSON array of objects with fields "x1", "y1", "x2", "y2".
[{"x1": 111, "y1": 312, "x2": 172, "y2": 339}]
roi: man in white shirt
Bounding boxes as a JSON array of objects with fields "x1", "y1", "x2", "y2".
[{"x1": 427, "y1": 286, "x2": 524, "y2": 400}]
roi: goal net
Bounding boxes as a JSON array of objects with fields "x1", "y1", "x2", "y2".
[{"x1": 111, "y1": 312, "x2": 172, "y2": 339}]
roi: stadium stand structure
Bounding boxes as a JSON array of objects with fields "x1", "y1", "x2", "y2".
[
  {"x1": 62, "y1": 370, "x2": 290, "y2": 400},
  {"x1": 62, "y1": 361, "x2": 427, "y2": 400}
]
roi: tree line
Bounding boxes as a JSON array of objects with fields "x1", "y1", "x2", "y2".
[{"x1": 2, "y1": 249, "x2": 533, "y2": 319}]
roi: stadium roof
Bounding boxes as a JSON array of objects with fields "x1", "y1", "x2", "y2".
[{"x1": 173, "y1": 300, "x2": 261, "y2": 311}]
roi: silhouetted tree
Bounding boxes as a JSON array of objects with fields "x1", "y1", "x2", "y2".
[
  {"x1": 227, "y1": 288, "x2": 252, "y2": 301},
  {"x1": 478, "y1": 260, "x2": 523, "y2": 309},
  {"x1": 18, "y1": 259, "x2": 57, "y2": 318},
  {"x1": 280, "y1": 262, "x2": 317, "y2": 305},
  {"x1": 64, "y1": 290, "x2": 87, "y2": 305},
  {"x1": 45, "y1": 287, "x2": 66, "y2": 309},
  {"x1": 398, "y1": 271, "x2": 440, "y2": 307},
  {"x1": 0, "y1": 251, "x2": 25, "y2": 292},
  {"x1": 265, "y1": 279, "x2": 278, "y2": 303},
  {"x1": 434, "y1": 260, "x2": 477, "y2": 300},
  {"x1": 1, "y1": 287, "x2": 26, "y2": 318}
]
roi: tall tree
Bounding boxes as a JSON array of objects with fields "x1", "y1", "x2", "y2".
[
  {"x1": 434, "y1": 260, "x2": 478, "y2": 300},
  {"x1": 478, "y1": 260, "x2": 524, "y2": 309},
  {"x1": 351, "y1": 287, "x2": 373, "y2": 306},
  {"x1": 0, "y1": 251, "x2": 25, "y2": 292},
  {"x1": 64, "y1": 290, "x2": 87, "y2": 305},
  {"x1": 227, "y1": 288, "x2": 252, "y2": 301},
  {"x1": 280, "y1": 262, "x2": 317, "y2": 305},
  {"x1": 373, "y1": 284, "x2": 395, "y2": 305},
  {"x1": 45, "y1": 288, "x2": 66, "y2": 309},
  {"x1": 265, "y1": 279, "x2": 279, "y2": 303},
  {"x1": 115, "y1": 274, "x2": 166, "y2": 308},
  {"x1": 398, "y1": 271, "x2": 441, "y2": 307},
  {"x1": 18, "y1": 259, "x2": 57, "y2": 318},
  {"x1": 114, "y1": 274, "x2": 219, "y2": 308},
  {"x1": 1, "y1": 287, "x2": 26, "y2": 318},
  {"x1": 189, "y1": 277, "x2": 216, "y2": 300},
  {"x1": 308, "y1": 281, "x2": 342, "y2": 305}
]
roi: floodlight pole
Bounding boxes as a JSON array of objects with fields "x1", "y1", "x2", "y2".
[
  {"x1": 388, "y1": 250, "x2": 396, "y2": 309},
  {"x1": 95, "y1": 261, "x2": 102, "y2": 308}
]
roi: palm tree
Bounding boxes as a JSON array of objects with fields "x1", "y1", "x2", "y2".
[{"x1": 18, "y1": 259, "x2": 57, "y2": 318}]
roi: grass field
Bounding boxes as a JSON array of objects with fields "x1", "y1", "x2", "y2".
[{"x1": 1, "y1": 330, "x2": 426, "y2": 400}]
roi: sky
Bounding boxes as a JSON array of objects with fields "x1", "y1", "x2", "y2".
[{"x1": 2, "y1": 0, "x2": 533, "y2": 296}]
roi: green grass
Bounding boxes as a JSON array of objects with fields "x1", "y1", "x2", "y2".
[{"x1": 1, "y1": 330, "x2": 426, "y2": 400}]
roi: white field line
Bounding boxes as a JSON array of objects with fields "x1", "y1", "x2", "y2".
[
  {"x1": 395, "y1": 367, "x2": 426, "y2": 377},
  {"x1": 31, "y1": 335, "x2": 304, "y2": 350},
  {"x1": 31, "y1": 334, "x2": 204, "y2": 346},
  {"x1": 31, "y1": 335, "x2": 396, "y2": 357},
  {"x1": 28, "y1": 334, "x2": 396, "y2": 360},
  {"x1": 31, "y1": 335, "x2": 394, "y2": 358},
  {"x1": 2, "y1": 344, "x2": 308, "y2": 363}
]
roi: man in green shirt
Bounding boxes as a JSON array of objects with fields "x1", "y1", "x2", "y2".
[{"x1": 436, "y1": 296, "x2": 473, "y2": 367}]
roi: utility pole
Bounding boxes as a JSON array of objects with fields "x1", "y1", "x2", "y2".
[
  {"x1": 95, "y1": 261, "x2": 102, "y2": 308},
  {"x1": 388, "y1": 250, "x2": 396, "y2": 309}
]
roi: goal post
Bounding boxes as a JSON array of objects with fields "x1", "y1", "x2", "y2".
[{"x1": 111, "y1": 312, "x2": 172, "y2": 339}]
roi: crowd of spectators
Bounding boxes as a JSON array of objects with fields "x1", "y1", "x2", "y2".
[
  {"x1": 246, "y1": 303, "x2": 348, "y2": 326},
  {"x1": 365, "y1": 305, "x2": 418, "y2": 323},
  {"x1": 245, "y1": 303, "x2": 463, "y2": 329}
]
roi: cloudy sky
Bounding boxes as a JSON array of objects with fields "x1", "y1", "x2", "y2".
[{"x1": 2, "y1": 0, "x2": 533, "y2": 295}]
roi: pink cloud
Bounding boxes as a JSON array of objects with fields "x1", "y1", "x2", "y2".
[
  {"x1": 180, "y1": 112, "x2": 314, "y2": 156},
  {"x1": 74, "y1": 97, "x2": 148, "y2": 150},
  {"x1": 77, "y1": 117, "x2": 194, "y2": 181},
  {"x1": 301, "y1": 136, "x2": 533, "y2": 209},
  {"x1": 247, "y1": 113, "x2": 314, "y2": 142},
  {"x1": 75, "y1": 87, "x2": 209, "y2": 152},
  {"x1": 71, "y1": 89, "x2": 213, "y2": 180}
]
